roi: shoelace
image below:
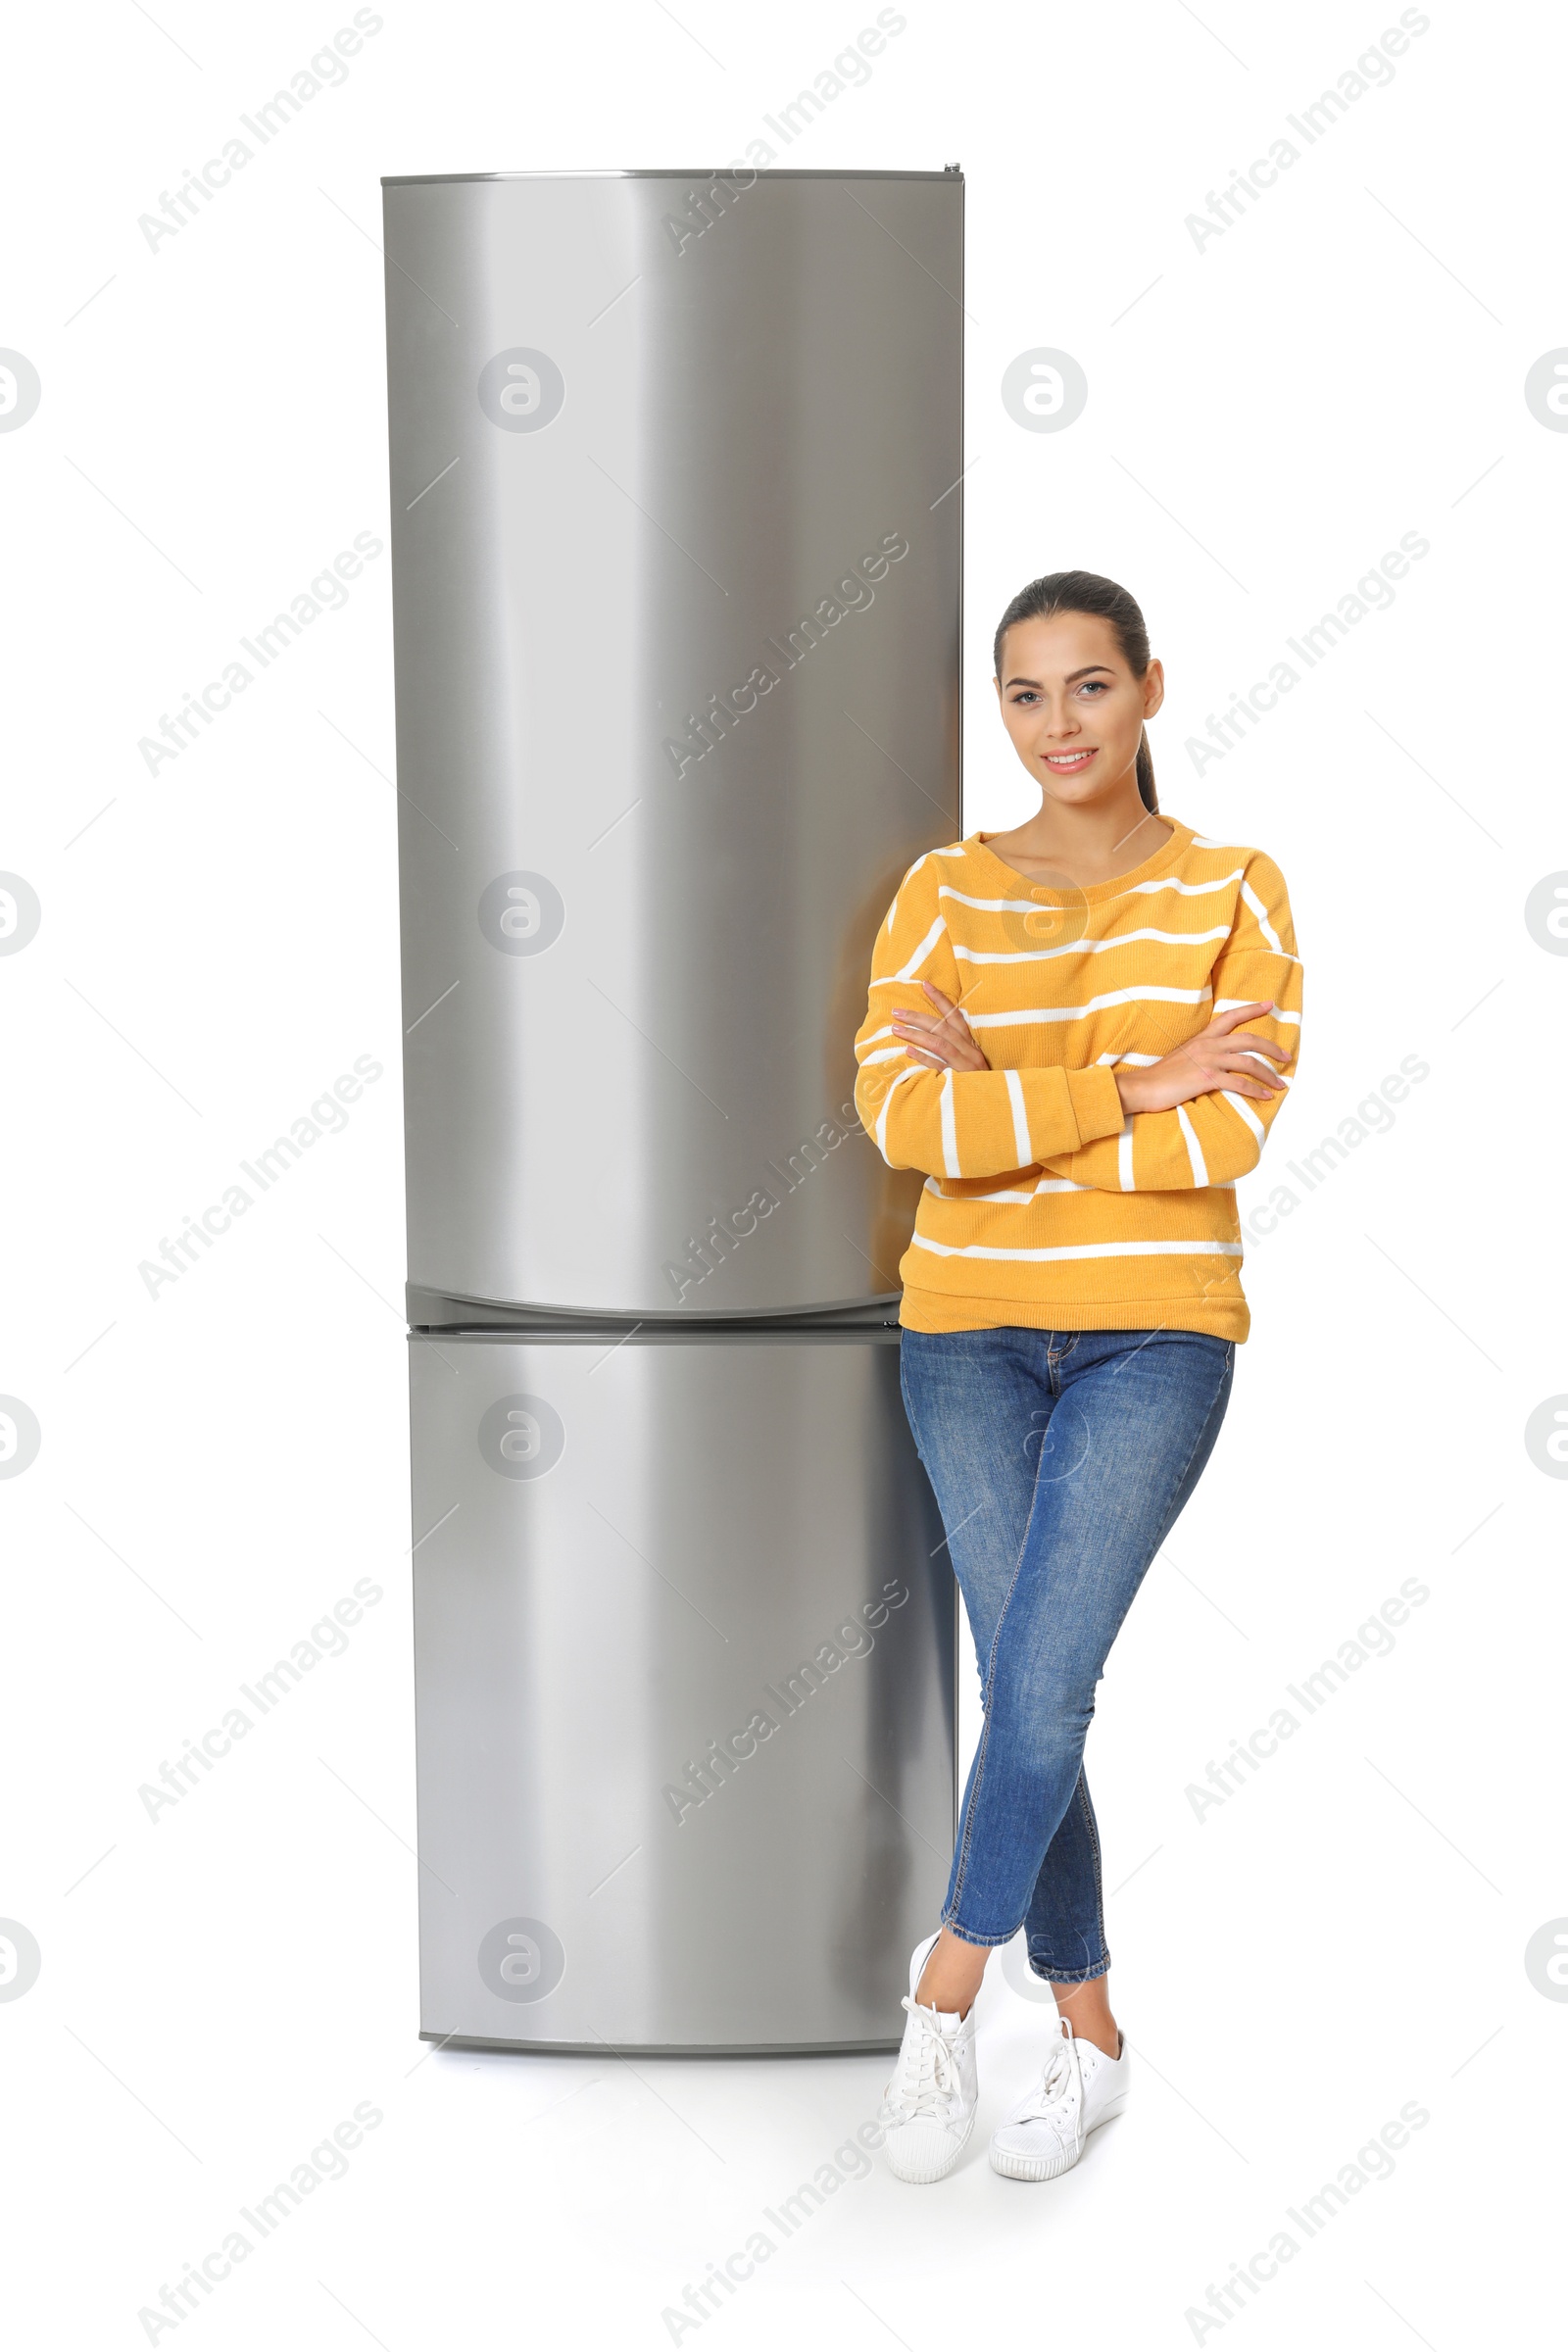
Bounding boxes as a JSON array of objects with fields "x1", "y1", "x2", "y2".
[
  {"x1": 888, "y1": 1996, "x2": 963, "y2": 2120},
  {"x1": 1016, "y1": 2017, "x2": 1083, "y2": 2136}
]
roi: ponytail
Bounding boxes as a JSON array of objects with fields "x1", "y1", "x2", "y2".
[{"x1": 1136, "y1": 727, "x2": 1158, "y2": 813}]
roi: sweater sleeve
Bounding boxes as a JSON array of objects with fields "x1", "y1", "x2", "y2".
[
  {"x1": 1040, "y1": 851, "x2": 1303, "y2": 1192},
  {"x1": 853, "y1": 856, "x2": 1126, "y2": 1180}
]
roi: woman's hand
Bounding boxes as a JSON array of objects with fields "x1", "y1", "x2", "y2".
[
  {"x1": 891, "y1": 982, "x2": 991, "y2": 1072},
  {"x1": 1115, "y1": 1001, "x2": 1291, "y2": 1116}
]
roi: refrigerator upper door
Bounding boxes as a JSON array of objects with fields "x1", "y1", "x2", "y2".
[{"x1": 383, "y1": 172, "x2": 961, "y2": 1318}]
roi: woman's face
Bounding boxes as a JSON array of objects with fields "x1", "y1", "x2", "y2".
[{"x1": 994, "y1": 611, "x2": 1163, "y2": 807}]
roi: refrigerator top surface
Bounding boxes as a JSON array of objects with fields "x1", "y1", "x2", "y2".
[{"x1": 381, "y1": 168, "x2": 962, "y2": 184}]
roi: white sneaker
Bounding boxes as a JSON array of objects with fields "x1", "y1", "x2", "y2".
[
  {"x1": 878, "y1": 1933, "x2": 979, "y2": 2183},
  {"x1": 990, "y1": 2013, "x2": 1129, "y2": 2180}
]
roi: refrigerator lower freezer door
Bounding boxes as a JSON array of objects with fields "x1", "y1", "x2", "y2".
[{"x1": 410, "y1": 1329, "x2": 956, "y2": 2053}]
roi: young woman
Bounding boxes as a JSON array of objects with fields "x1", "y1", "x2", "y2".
[{"x1": 852, "y1": 570, "x2": 1302, "y2": 2185}]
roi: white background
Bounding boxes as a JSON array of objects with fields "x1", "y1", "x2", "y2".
[{"x1": 3, "y1": 2, "x2": 1564, "y2": 2345}]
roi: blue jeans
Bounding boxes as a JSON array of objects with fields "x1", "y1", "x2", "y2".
[{"x1": 900, "y1": 1326, "x2": 1235, "y2": 1981}]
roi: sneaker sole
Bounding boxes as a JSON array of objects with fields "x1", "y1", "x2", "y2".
[
  {"x1": 885, "y1": 2108, "x2": 977, "y2": 2184},
  {"x1": 989, "y1": 2092, "x2": 1127, "y2": 2181}
]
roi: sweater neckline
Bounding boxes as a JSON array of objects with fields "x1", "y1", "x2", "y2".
[{"x1": 966, "y1": 814, "x2": 1194, "y2": 904}]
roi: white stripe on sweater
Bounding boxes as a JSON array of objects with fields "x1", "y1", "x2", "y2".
[
  {"x1": 874, "y1": 1063, "x2": 918, "y2": 1157},
  {"x1": 1117, "y1": 867, "x2": 1248, "y2": 899},
  {"x1": 954, "y1": 924, "x2": 1232, "y2": 965},
  {"x1": 1176, "y1": 1104, "x2": 1209, "y2": 1187},
  {"x1": 886, "y1": 850, "x2": 942, "y2": 933},
  {"x1": 1218, "y1": 1091, "x2": 1265, "y2": 1146},
  {"x1": 939, "y1": 1070, "x2": 959, "y2": 1177},
  {"x1": 924, "y1": 1174, "x2": 1091, "y2": 1200},
  {"x1": 940, "y1": 886, "x2": 1060, "y2": 912},
  {"x1": 969, "y1": 985, "x2": 1210, "y2": 1028},
  {"x1": 1214, "y1": 997, "x2": 1300, "y2": 1023},
  {"x1": 1240, "y1": 879, "x2": 1284, "y2": 955},
  {"x1": 880, "y1": 914, "x2": 948, "y2": 983},
  {"x1": 909, "y1": 1237, "x2": 1244, "y2": 1262},
  {"x1": 1004, "y1": 1068, "x2": 1031, "y2": 1167},
  {"x1": 941, "y1": 867, "x2": 1249, "y2": 912}
]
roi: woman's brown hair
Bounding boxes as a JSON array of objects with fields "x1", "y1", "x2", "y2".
[{"x1": 993, "y1": 569, "x2": 1159, "y2": 813}]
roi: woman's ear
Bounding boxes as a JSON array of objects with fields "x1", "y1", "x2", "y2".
[{"x1": 1142, "y1": 658, "x2": 1166, "y2": 720}]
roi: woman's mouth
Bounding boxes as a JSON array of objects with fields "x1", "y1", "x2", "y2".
[{"x1": 1043, "y1": 749, "x2": 1097, "y2": 773}]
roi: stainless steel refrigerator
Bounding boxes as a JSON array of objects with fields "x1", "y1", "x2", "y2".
[{"x1": 382, "y1": 167, "x2": 963, "y2": 2053}]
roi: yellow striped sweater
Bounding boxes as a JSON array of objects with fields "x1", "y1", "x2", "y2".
[{"x1": 852, "y1": 816, "x2": 1302, "y2": 1341}]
